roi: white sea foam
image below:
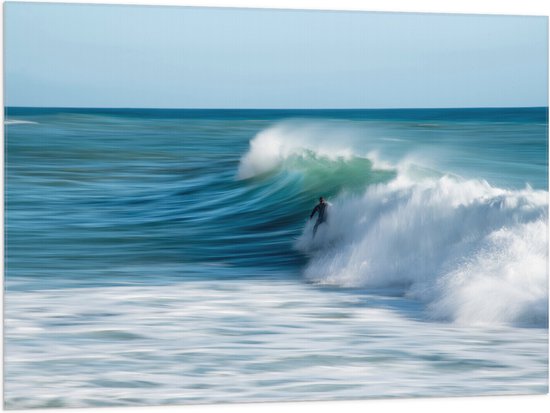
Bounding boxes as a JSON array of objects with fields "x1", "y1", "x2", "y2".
[
  {"x1": 5, "y1": 278, "x2": 548, "y2": 408},
  {"x1": 296, "y1": 175, "x2": 548, "y2": 327}
]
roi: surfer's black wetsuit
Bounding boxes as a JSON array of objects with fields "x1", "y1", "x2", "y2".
[{"x1": 310, "y1": 201, "x2": 328, "y2": 237}]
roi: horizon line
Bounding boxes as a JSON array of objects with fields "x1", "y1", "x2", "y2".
[{"x1": 5, "y1": 105, "x2": 549, "y2": 111}]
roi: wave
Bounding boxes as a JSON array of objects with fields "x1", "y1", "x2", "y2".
[{"x1": 239, "y1": 122, "x2": 549, "y2": 327}]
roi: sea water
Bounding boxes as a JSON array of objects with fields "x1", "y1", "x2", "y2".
[{"x1": 3, "y1": 107, "x2": 548, "y2": 408}]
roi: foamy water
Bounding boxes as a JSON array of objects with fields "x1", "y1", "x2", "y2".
[{"x1": 4, "y1": 278, "x2": 548, "y2": 409}]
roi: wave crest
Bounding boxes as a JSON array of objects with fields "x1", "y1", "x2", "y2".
[{"x1": 237, "y1": 122, "x2": 374, "y2": 179}]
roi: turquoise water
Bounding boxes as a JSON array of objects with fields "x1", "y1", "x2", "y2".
[{"x1": 4, "y1": 107, "x2": 549, "y2": 408}]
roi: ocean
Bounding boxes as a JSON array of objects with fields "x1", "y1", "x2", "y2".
[{"x1": 3, "y1": 107, "x2": 549, "y2": 408}]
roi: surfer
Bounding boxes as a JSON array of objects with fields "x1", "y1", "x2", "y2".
[{"x1": 310, "y1": 196, "x2": 328, "y2": 238}]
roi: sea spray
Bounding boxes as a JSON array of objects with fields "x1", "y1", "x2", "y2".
[{"x1": 238, "y1": 121, "x2": 366, "y2": 180}]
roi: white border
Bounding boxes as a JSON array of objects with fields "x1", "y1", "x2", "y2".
[
  {"x1": 1, "y1": 1, "x2": 549, "y2": 413},
  {"x1": 2, "y1": 0, "x2": 550, "y2": 16}
]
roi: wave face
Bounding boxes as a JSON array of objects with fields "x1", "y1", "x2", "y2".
[{"x1": 238, "y1": 121, "x2": 549, "y2": 327}]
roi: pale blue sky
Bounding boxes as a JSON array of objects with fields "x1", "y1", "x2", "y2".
[{"x1": 3, "y1": 2, "x2": 548, "y2": 108}]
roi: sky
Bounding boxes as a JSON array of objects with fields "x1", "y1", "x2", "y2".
[{"x1": 3, "y1": 2, "x2": 548, "y2": 108}]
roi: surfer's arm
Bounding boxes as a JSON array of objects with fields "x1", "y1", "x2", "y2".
[{"x1": 310, "y1": 205, "x2": 319, "y2": 219}]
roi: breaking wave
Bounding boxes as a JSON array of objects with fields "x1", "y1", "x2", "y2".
[{"x1": 239, "y1": 122, "x2": 549, "y2": 327}]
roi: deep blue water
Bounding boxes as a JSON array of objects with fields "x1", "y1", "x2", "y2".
[{"x1": 7, "y1": 106, "x2": 548, "y2": 122}]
